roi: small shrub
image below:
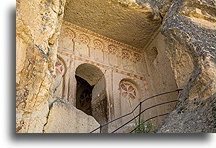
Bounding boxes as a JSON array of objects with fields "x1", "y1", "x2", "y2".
[{"x1": 133, "y1": 120, "x2": 154, "y2": 133}]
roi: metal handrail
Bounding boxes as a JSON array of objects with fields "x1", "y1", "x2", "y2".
[
  {"x1": 111, "y1": 100, "x2": 178, "y2": 133},
  {"x1": 129, "y1": 113, "x2": 170, "y2": 133},
  {"x1": 90, "y1": 89, "x2": 183, "y2": 133}
]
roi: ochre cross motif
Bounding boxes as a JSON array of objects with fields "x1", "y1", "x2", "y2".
[
  {"x1": 108, "y1": 45, "x2": 117, "y2": 54},
  {"x1": 65, "y1": 28, "x2": 75, "y2": 39},
  {"x1": 133, "y1": 53, "x2": 142, "y2": 62},
  {"x1": 120, "y1": 81, "x2": 137, "y2": 100},
  {"x1": 93, "y1": 40, "x2": 104, "y2": 50},
  {"x1": 78, "y1": 34, "x2": 89, "y2": 44},
  {"x1": 122, "y1": 49, "x2": 131, "y2": 59}
]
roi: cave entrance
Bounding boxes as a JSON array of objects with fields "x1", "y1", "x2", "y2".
[
  {"x1": 75, "y1": 63, "x2": 108, "y2": 132},
  {"x1": 75, "y1": 75, "x2": 93, "y2": 115}
]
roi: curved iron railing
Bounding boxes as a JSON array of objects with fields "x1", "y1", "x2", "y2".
[
  {"x1": 129, "y1": 112, "x2": 170, "y2": 133},
  {"x1": 90, "y1": 89, "x2": 183, "y2": 133}
]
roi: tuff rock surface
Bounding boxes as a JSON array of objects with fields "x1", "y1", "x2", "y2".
[
  {"x1": 157, "y1": 0, "x2": 215, "y2": 133},
  {"x1": 64, "y1": 0, "x2": 162, "y2": 49},
  {"x1": 16, "y1": 0, "x2": 66, "y2": 133},
  {"x1": 44, "y1": 99, "x2": 100, "y2": 133}
]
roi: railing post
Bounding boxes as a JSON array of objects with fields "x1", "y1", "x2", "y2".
[
  {"x1": 138, "y1": 102, "x2": 142, "y2": 125},
  {"x1": 100, "y1": 125, "x2": 102, "y2": 133}
]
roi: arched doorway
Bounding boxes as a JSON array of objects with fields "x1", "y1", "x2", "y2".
[{"x1": 75, "y1": 63, "x2": 108, "y2": 132}]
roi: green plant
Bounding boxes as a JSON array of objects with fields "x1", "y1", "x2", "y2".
[{"x1": 133, "y1": 119, "x2": 154, "y2": 133}]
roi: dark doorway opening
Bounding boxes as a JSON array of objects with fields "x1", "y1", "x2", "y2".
[
  {"x1": 75, "y1": 75, "x2": 93, "y2": 116},
  {"x1": 75, "y1": 63, "x2": 108, "y2": 132}
]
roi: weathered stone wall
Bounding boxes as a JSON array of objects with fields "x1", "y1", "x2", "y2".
[
  {"x1": 16, "y1": 0, "x2": 66, "y2": 133},
  {"x1": 143, "y1": 32, "x2": 179, "y2": 128},
  {"x1": 157, "y1": 0, "x2": 215, "y2": 133}
]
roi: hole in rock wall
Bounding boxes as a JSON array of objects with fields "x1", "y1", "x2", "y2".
[
  {"x1": 75, "y1": 75, "x2": 93, "y2": 115},
  {"x1": 147, "y1": 46, "x2": 158, "y2": 63}
]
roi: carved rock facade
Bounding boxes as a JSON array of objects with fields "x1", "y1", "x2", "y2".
[{"x1": 16, "y1": 0, "x2": 215, "y2": 133}]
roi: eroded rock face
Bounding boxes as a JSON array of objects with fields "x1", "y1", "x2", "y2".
[
  {"x1": 136, "y1": 0, "x2": 173, "y2": 18},
  {"x1": 158, "y1": 0, "x2": 215, "y2": 133},
  {"x1": 158, "y1": 94, "x2": 215, "y2": 133},
  {"x1": 44, "y1": 99, "x2": 100, "y2": 133},
  {"x1": 16, "y1": 0, "x2": 66, "y2": 133}
]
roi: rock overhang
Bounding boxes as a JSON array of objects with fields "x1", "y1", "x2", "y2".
[{"x1": 63, "y1": 0, "x2": 161, "y2": 49}]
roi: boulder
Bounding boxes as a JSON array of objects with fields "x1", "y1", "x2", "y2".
[{"x1": 44, "y1": 99, "x2": 100, "y2": 133}]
